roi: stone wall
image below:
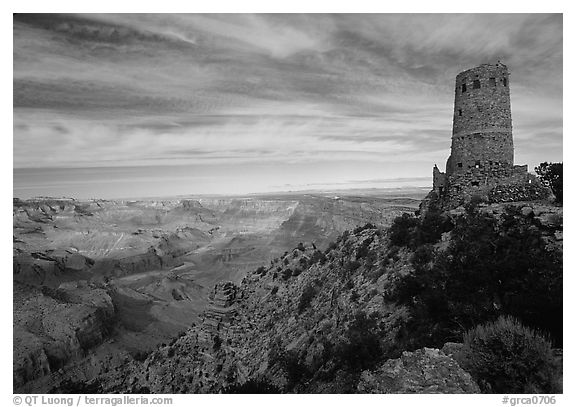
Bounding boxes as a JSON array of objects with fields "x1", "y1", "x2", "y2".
[
  {"x1": 447, "y1": 63, "x2": 513, "y2": 176},
  {"x1": 448, "y1": 132, "x2": 514, "y2": 175},
  {"x1": 435, "y1": 165, "x2": 550, "y2": 209},
  {"x1": 432, "y1": 165, "x2": 446, "y2": 193}
]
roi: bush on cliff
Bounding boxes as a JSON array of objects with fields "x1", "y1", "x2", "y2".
[
  {"x1": 298, "y1": 283, "x2": 317, "y2": 314},
  {"x1": 460, "y1": 316, "x2": 559, "y2": 393},
  {"x1": 389, "y1": 213, "x2": 419, "y2": 247},
  {"x1": 389, "y1": 209, "x2": 452, "y2": 249},
  {"x1": 333, "y1": 311, "x2": 382, "y2": 371},
  {"x1": 390, "y1": 205, "x2": 562, "y2": 349},
  {"x1": 535, "y1": 162, "x2": 563, "y2": 204},
  {"x1": 224, "y1": 379, "x2": 281, "y2": 394}
]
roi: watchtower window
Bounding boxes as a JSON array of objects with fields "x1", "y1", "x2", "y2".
[
  {"x1": 489, "y1": 77, "x2": 496, "y2": 86},
  {"x1": 457, "y1": 162, "x2": 463, "y2": 168},
  {"x1": 473, "y1": 80, "x2": 481, "y2": 89},
  {"x1": 461, "y1": 83, "x2": 467, "y2": 93},
  {"x1": 458, "y1": 109, "x2": 462, "y2": 116},
  {"x1": 503, "y1": 78, "x2": 507, "y2": 87}
]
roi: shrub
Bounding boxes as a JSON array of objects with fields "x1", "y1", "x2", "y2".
[
  {"x1": 282, "y1": 268, "x2": 293, "y2": 280},
  {"x1": 333, "y1": 311, "x2": 382, "y2": 371},
  {"x1": 389, "y1": 208, "x2": 452, "y2": 249},
  {"x1": 349, "y1": 290, "x2": 359, "y2": 302},
  {"x1": 367, "y1": 265, "x2": 386, "y2": 283},
  {"x1": 418, "y1": 210, "x2": 453, "y2": 244},
  {"x1": 213, "y1": 335, "x2": 222, "y2": 351},
  {"x1": 325, "y1": 241, "x2": 338, "y2": 253},
  {"x1": 392, "y1": 207, "x2": 562, "y2": 349},
  {"x1": 310, "y1": 250, "x2": 327, "y2": 265},
  {"x1": 345, "y1": 260, "x2": 361, "y2": 273},
  {"x1": 355, "y1": 237, "x2": 374, "y2": 260},
  {"x1": 386, "y1": 245, "x2": 400, "y2": 261},
  {"x1": 341, "y1": 230, "x2": 350, "y2": 241},
  {"x1": 389, "y1": 213, "x2": 420, "y2": 247},
  {"x1": 51, "y1": 379, "x2": 103, "y2": 393},
  {"x1": 267, "y1": 339, "x2": 309, "y2": 391},
  {"x1": 298, "y1": 284, "x2": 317, "y2": 314},
  {"x1": 460, "y1": 316, "x2": 560, "y2": 393},
  {"x1": 224, "y1": 379, "x2": 281, "y2": 394},
  {"x1": 465, "y1": 194, "x2": 485, "y2": 214},
  {"x1": 281, "y1": 349, "x2": 309, "y2": 390},
  {"x1": 535, "y1": 162, "x2": 562, "y2": 204}
]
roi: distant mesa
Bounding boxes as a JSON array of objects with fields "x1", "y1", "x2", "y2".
[{"x1": 426, "y1": 62, "x2": 550, "y2": 210}]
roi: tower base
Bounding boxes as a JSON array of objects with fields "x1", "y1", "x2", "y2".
[{"x1": 424, "y1": 164, "x2": 552, "y2": 213}]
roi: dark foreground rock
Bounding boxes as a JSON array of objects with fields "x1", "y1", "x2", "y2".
[{"x1": 357, "y1": 348, "x2": 480, "y2": 393}]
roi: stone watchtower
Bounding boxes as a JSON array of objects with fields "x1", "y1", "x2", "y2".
[
  {"x1": 447, "y1": 63, "x2": 513, "y2": 175},
  {"x1": 429, "y1": 63, "x2": 546, "y2": 208}
]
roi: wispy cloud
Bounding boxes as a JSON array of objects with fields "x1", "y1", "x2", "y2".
[{"x1": 13, "y1": 13, "x2": 562, "y2": 197}]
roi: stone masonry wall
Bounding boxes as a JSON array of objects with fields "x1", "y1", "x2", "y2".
[
  {"x1": 447, "y1": 63, "x2": 513, "y2": 175},
  {"x1": 438, "y1": 165, "x2": 550, "y2": 208},
  {"x1": 449, "y1": 132, "x2": 514, "y2": 173}
]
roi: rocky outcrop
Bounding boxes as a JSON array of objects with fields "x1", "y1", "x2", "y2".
[
  {"x1": 201, "y1": 282, "x2": 239, "y2": 335},
  {"x1": 13, "y1": 281, "x2": 115, "y2": 392},
  {"x1": 357, "y1": 348, "x2": 480, "y2": 393},
  {"x1": 474, "y1": 202, "x2": 563, "y2": 255},
  {"x1": 13, "y1": 251, "x2": 94, "y2": 287}
]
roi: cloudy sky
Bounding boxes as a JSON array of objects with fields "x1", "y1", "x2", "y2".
[{"x1": 13, "y1": 13, "x2": 562, "y2": 199}]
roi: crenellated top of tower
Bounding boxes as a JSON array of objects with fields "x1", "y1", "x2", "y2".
[
  {"x1": 452, "y1": 63, "x2": 512, "y2": 137},
  {"x1": 455, "y1": 63, "x2": 509, "y2": 85}
]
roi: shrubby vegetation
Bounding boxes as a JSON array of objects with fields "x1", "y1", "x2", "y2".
[
  {"x1": 389, "y1": 203, "x2": 453, "y2": 249},
  {"x1": 271, "y1": 288, "x2": 387, "y2": 393},
  {"x1": 298, "y1": 283, "x2": 317, "y2": 314},
  {"x1": 387, "y1": 204, "x2": 562, "y2": 349},
  {"x1": 535, "y1": 162, "x2": 563, "y2": 204},
  {"x1": 309, "y1": 250, "x2": 327, "y2": 265},
  {"x1": 460, "y1": 316, "x2": 560, "y2": 393},
  {"x1": 247, "y1": 209, "x2": 561, "y2": 394},
  {"x1": 332, "y1": 311, "x2": 382, "y2": 371},
  {"x1": 223, "y1": 378, "x2": 282, "y2": 393}
]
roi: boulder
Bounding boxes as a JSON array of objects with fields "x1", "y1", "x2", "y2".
[
  {"x1": 535, "y1": 211, "x2": 563, "y2": 229},
  {"x1": 357, "y1": 348, "x2": 480, "y2": 394},
  {"x1": 441, "y1": 342, "x2": 464, "y2": 359}
]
